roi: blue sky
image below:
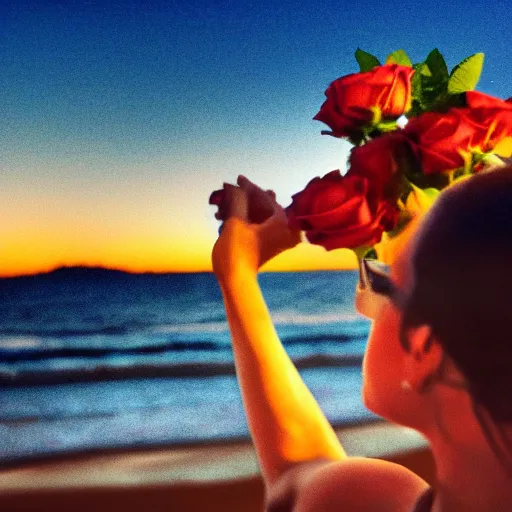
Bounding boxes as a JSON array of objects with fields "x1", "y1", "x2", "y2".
[{"x1": 2, "y1": 0, "x2": 512, "y2": 275}]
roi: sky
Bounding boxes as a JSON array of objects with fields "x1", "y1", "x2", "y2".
[{"x1": 2, "y1": 0, "x2": 512, "y2": 276}]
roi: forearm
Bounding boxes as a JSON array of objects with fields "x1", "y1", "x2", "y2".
[{"x1": 219, "y1": 268, "x2": 346, "y2": 485}]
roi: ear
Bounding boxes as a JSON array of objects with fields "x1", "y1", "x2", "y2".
[{"x1": 403, "y1": 324, "x2": 444, "y2": 393}]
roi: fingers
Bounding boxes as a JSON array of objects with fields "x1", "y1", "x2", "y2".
[
  {"x1": 208, "y1": 189, "x2": 224, "y2": 206},
  {"x1": 210, "y1": 182, "x2": 249, "y2": 222},
  {"x1": 237, "y1": 174, "x2": 255, "y2": 189},
  {"x1": 227, "y1": 185, "x2": 248, "y2": 220},
  {"x1": 237, "y1": 175, "x2": 279, "y2": 223},
  {"x1": 209, "y1": 188, "x2": 227, "y2": 220},
  {"x1": 210, "y1": 177, "x2": 278, "y2": 228},
  {"x1": 237, "y1": 175, "x2": 268, "y2": 196},
  {"x1": 238, "y1": 175, "x2": 277, "y2": 202}
]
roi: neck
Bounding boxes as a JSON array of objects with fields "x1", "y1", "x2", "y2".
[
  {"x1": 414, "y1": 374, "x2": 512, "y2": 511},
  {"x1": 430, "y1": 432, "x2": 512, "y2": 511}
]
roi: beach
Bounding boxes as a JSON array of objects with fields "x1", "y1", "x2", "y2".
[{"x1": 0, "y1": 421, "x2": 436, "y2": 511}]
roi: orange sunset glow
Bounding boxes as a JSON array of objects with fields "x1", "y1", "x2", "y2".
[
  {"x1": 1, "y1": 229, "x2": 358, "y2": 278},
  {"x1": 4, "y1": 128, "x2": 354, "y2": 278},
  {"x1": 2, "y1": 164, "x2": 359, "y2": 277}
]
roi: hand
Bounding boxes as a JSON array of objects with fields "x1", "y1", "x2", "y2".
[{"x1": 210, "y1": 175, "x2": 301, "y2": 280}]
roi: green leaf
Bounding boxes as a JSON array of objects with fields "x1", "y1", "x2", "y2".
[
  {"x1": 425, "y1": 49, "x2": 449, "y2": 81},
  {"x1": 409, "y1": 53, "x2": 453, "y2": 114},
  {"x1": 353, "y1": 245, "x2": 374, "y2": 261},
  {"x1": 363, "y1": 247, "x2": 378, "y2": 260},
  {"x1": 386, "y1": 49, "x2": 412, "y2": 67},
  {"x1": 447, "y1": 53, "x2": 485, "y2": 94},
  {"x1": 354, "y1": 48, "x2": 381, "y2": 72},
  {"x1": 410, "y1": 63, "x2": 429, "y2": 113},
  {"x1": 411, "y1": 63, "x2": 428, "y2": 100},
  {"x1": 430, "y1": 91, "x2": 466, "y2": 112},
  {"x1": 418, "y1": 63, "x2": 432, "y2": 77}
]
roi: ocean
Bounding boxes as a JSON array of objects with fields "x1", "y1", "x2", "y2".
[{"x1": 0, "y1": 268, "x2": 376, "y2": 464}]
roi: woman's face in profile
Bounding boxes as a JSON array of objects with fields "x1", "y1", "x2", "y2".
[{"x1": 360, "y1": 238, "x2": 419, "y2": 425}]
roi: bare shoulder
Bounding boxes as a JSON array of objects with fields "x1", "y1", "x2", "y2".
[{"x1": 269, "y1": 457, "x2": 429, "y2": 512}]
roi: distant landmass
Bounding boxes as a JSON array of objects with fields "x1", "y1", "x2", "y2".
[
  {"x1": 0, "y1": 265, "x2": 349, "y2": 281},
  {"x1": 0, "y1": 266, "x2": 209, "y2": 281}
]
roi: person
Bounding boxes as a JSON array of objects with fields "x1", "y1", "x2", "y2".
[{"x1": 209, "y1": 169, "x2": 512, "y2": 511}]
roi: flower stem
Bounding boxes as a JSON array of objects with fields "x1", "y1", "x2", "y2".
[
  {"x1": 352, "y1": 246, "x2": 371, "y2": 262},
  {"x1": 482, "y1": 153, "x2": 505, "y2": 169}
]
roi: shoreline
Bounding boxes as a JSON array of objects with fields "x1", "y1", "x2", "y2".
[
  {"x1": 0, "y1": 416, "x2": 384, "y2": 474},
  {"x1": 0, "y1": 420, "x2": 430, "y2": 485},
  {"x1": 0, "y1": 416, "x2": 383, "y2": 471},
  {"x1": 0, "y1": 420, "x2": 435, "y2": 511}
]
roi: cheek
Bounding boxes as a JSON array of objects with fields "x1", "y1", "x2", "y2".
[{"x1": 362, "y1": 305, "x2": 404, "y2": 411}]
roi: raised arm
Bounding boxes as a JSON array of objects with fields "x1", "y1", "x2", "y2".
[{"x1": 210, "y1": 176, "x2": 346, "y2": 488}]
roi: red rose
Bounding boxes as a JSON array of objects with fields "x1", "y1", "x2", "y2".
[
  {"x1": 347, "y1": 132, "x2": 413, "y2": 200},
  {"x1": 286, "y1": 170, "x2": 399, "y2": 250},
  {"x1": 314, "y1": 65, "x2": 414, "y2": 138},
  {"x1": 465, "y1": 91, "x2": 512, "y2": 110},
  {"x1": 465, "y1": 91, "x2": 512, "y2": 152},
  {"x1": 403, "y1": 108, "x2": 485, "y2": 174}
]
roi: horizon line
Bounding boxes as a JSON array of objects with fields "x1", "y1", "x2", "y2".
[{"x1": 0, "y1": 263, "x2": 358, "y2": 279}]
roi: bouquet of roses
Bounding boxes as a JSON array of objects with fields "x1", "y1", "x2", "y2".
[{"x1": 285, "y1": 48, "x2": 512, "y2": 263}]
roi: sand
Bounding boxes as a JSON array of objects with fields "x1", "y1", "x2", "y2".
[{"x1": 0, "y1": 420, "x2": 436, "y2": 511}]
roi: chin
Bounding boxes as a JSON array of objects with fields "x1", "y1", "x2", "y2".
[
  {"x1": 361, "y1": 382, "x2": 380, "y2": 415},
  {"x1": 363, "y1": 393, "x2": 385, "y2": 418},
  {"x1": 362, "y1": 384, "x2": 409, "y2": 425}
]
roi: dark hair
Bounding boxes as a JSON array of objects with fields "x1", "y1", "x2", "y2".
[
  {"x1": 401, "y1": 166, "x2": 512, "y2": 422},
  {"x1": 400, "y1": 165, "x2": 512, "y2": 468}
]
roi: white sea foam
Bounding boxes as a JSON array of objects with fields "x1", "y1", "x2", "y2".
[
  {"x1": 151, "y1": 311, "x2": 363, "y2": 334},
  {"x1": 0, "y1": 336, "x2": 43, "y2": 349},
  {"x1": 271, "y1": 311, "x2": 361, "y2": 325},
  {"x1": 153, "y1": 322, "x2": 229, "y2": 334}
]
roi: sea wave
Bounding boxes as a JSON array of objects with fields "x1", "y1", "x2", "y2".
[
  {"x1": 0, "y1": 340, "x2": 223, "y2": 362},
  {"x1": 0, "y1": 325, "x2": 368, "y2": 361},
  {"x1": 271, "y1": 311, "x2": 361, "y2": 325},
  {"x1": 153, "y1": 322, "x2": 228, "y2": 334},
  {"x1": 0, "y1": 336, "x2": 43, "y2": 349},
  {"x1": 0, "y1": 323, "x2": 152, "y2": 337},
  {"x1": 0, "y1": 310, "x2": 366, "y2": 338},
  {"x1": 283, "y1": 333, "x2": 367, "y2": 345},
  {"x1": 0, "y1": 353, "x2": 364, "y2": 386}
]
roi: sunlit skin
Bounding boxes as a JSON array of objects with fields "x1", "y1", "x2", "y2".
[{"x1": 212, "y1": 176, "x2": 512, "y2": 511}]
